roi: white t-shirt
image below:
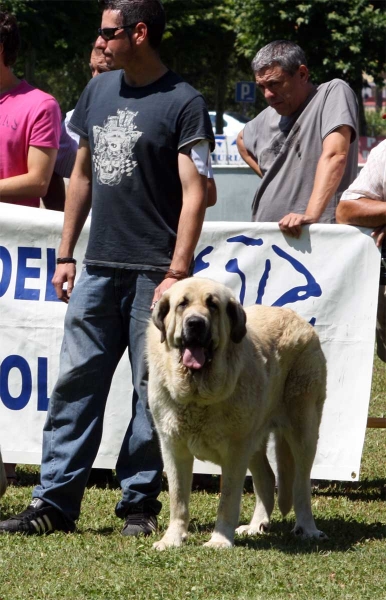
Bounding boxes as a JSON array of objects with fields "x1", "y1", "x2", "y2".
[{"x1": 340, "y1": 139, "x2": 386, "y2": 202}]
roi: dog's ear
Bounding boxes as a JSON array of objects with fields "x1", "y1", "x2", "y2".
[
  {"x1": 226, "y1": 297, "x2": 247, "y2": 343},
  {"x1": 152, "y1": 294, "x2": 170, "y2": 343}
]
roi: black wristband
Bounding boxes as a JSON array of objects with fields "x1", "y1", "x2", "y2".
[{"x1": 56, "y1": 257, "x2": 77, "y2": 265}]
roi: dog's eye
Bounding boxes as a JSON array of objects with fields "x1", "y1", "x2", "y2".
[
  {"x1": 206, "y1": 297, "x2": 218, "y2": 311},
  {"x1": 177, "y1": 298, "x2": 189, "y2": 309}
]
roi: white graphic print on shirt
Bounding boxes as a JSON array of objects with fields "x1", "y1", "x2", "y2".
[{"x1": 93, "y1": 108, "x2": 143, "y2": 186}]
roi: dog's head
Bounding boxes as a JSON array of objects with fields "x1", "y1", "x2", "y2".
[{"x1": 152, "y1": 277, "x2": 247, "y2": 371}]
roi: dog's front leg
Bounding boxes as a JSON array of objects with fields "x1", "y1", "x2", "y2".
[
  {"x1": 153, "y1": 438, "x2": 193, "y2": 551},
  {"x1": 204, "y1": 451, "x2": 249, "y2": 549}
]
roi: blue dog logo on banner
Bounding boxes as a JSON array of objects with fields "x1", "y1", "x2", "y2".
[{"x1": 194, "y1": 234, "x2": 322, "y2": 326}]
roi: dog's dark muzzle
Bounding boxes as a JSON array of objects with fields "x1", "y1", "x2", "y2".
[
  {"x1": 181, "y1": 315, "x2": 213, "y2": 370},
  {"x1": 182, "y1": 315, "x2": 211, "y2": 346}
]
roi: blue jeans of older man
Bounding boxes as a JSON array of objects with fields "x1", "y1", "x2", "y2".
[{"x1": 33, "y1": 266, "x2": 164, "y2": 527}]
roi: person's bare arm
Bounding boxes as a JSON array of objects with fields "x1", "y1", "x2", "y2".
[
  {"x1": 151, "y1": 152, "x2": 208, "y2": 304},
  {"x1": 236, "y1": 129, "x2": 262, "y2": 178},
  {"x1": 0, "y1": 146, "x2": 57, "y2": 201},
  {"x1": 336, "y1": 197, "x2": 386, "y2": 247},
  {"x1": 51, "y1": 138, "x2": 92, "y2": 303},
  {"x1": 279, "y1": 125, "x2": 353, "y2": 237}
]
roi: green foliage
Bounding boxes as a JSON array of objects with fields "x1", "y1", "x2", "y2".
[
  {"x1": 3, "y1": 0, "x2": 100, "y2": 62},
  {"x1": 234, "y1": 0, "x2": 386, "y2": 86},
  {"x1": 365, "y1": 109, "x2": 386, "y2": 137},
  {"x1": 234, "y1": 0, "x2": 386, "y2": 132},
  {"x1": 3, "y1": 0, "x2": 251, "y2": 117},
  {"x1": 3, "y1": 0, "x2": 100, "y2": 113},
  {"x1": 2, "y1": 0, "x2": 385, "y2": 125},
  {"x1": 162, "y1": 0, "x2": 252, "y2": 125},
  {"x1": 33, "y1": 56, "x2": 92, "y2": 116}
]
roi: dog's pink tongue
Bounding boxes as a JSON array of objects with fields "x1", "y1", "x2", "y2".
[{"x1": 182, "y1": 346, "x2": 206, "y2": 369}]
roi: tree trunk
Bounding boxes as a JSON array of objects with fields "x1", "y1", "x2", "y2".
[
  {"x1": 353, "y1": 86, "x2": 367, "y2": 137},
  {"x1": 215, "y1": 67, "x2": 227, "y2": 135},
  {"x1": 24, "y1": 46, "x2": 36, "y2": 85},
  {"x1": 375, "y1": 86, "x2": 383, "y2": 110},
  {"x1": 214, "y1": 31, "x2": 236, "y2": 135}
]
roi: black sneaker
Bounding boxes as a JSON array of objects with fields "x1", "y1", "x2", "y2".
[
  {"x1": 121, "y1": 507, "x2": 157, "y2": 537},
  {"x1": 0, "y1": 498, "x2": 74, "y2": 535}
]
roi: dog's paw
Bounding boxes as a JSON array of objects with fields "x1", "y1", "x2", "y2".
[
  {"x1": 153, "y1": 540, "x2": 173, "y2": 551},
  {"x1": 153, "y1": 538, "x2": 182, "y2": 551},
  {"x1": 153, "y1": 532, "x2": 187, "y2": 551},
  {"x1": 292, "y1": 525, "x2": 328, "y2": 541},
  {"x1": 236, "y1": 521, "x2": 270, "y2": 536},
  {"x1": 203, "y1": 539, "x2": 233, "y2": 549}
]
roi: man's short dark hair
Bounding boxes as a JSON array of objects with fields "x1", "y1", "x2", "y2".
[
  {"x1": 0, "y1": 11, "x2": 20, "y2": 67},
  {"x1": 99, "y1": 0, "x2": 165, "y2": 49},
  {"x1": 251, "y1": 40, "x2": 307, "y2": 76}
]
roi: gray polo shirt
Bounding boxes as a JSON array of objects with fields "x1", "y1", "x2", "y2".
[{"x1": 243, "y1": 79, "x2": 358, "y2": 223}]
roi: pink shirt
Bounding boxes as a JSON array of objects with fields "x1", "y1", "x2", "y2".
[{"x1": 0, "y1": 80, "x2": 61, "y2": 207}]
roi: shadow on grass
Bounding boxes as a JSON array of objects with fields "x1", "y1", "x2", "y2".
[
  {"x1": 14, "y1": 468, "x2": 222, "y2": 492},
  {"x1": 238, "y1": 518, "x2": 386, "y2": 553},
  {"x1": 312, "y1": 478, "x2": 386, "y2": 502},
  {"x1": 189, "y1": 517, "x2": 386, "y2": 553},
  {"x1": 79, "y1": 527, "x2": 115, "y2": 535},
  {"x1": 14, "y1": 466, "x2": 121, "y2": 490}
]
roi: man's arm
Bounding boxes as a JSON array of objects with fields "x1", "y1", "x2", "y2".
[
  {"x1": 151, "y1": 151, "x2": 208, "y2": 304},
  {"x1": 336, "y1": 198, "x2": 386, "y2": 248},
  {"x1": 0, "y1": 146, "x2": 57, "y2": 200},
  {"x1": 51, "y1": 138, "x2": 92, "y2": 303},
  {"x1": 236, "y1": 129, "x2": 263, "y2": 178},
  {"x1": 278, "y1": 124, "x2": 353, "y2": 237}
]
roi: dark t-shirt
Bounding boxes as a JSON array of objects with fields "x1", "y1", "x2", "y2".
[{"x1": 69, "y1": 69, "x2": 214, "y2": 270}]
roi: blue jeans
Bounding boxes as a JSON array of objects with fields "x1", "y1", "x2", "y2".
[{"x1": 33, "y1": 266, "x2": 164, "y2": 526}]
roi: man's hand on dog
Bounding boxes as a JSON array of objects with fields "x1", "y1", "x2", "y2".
[{"x1": 150, "y1": 277, "x2": 179, "y2": 310}]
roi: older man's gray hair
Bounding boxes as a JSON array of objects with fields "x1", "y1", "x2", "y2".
[{"x1": 251, "y1": 40, "x2": 307, "y2": 75}]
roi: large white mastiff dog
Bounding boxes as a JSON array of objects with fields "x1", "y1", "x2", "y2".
[{"x1": 147, "y1": 278, "x2": 327, "y2": 549}]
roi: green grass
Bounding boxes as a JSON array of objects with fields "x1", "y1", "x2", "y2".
[{"x1": 0, "y1": 357, "x2": 385, "y2": 600}]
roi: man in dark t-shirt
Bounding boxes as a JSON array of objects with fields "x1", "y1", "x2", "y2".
[{"x1": 0, "y1": 0, "x2": 215, "y2": 537}]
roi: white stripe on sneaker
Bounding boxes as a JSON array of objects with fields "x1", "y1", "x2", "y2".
[
  {"x1": 30, "y1": 519, "x2": 42, "y2": 533},
  {"x1": 36, "y1": 517, "x2": 47, "y2": 533},
  {"x1": 149, "y1": 518, "x2": 157, "y2": 531},
  {"x1": 30, "y1": 514, "x2": 53, "y2": 534},
  {"x1": 42, "y1": 514, "x2": 53, "y2": 531}
]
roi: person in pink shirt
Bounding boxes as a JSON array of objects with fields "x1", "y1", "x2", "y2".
[
  {"x1": 0, "y1": 11, "x2": 61, "y2": 209},
  {"x1": 0, "y1": 11, "x2": 61, "y2": 483}
]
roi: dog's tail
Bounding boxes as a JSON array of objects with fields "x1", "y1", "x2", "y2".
[
  {"x1": 0, "y1": 449, "x2": 7, "y2": 499},
  {"x1": 275, "y1": 433, "x2": 295, "y2": 517}
]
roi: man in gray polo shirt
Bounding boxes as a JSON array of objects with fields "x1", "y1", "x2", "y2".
[{"x1": 237, "y1": 40, "x2": 358, "y2": 236}]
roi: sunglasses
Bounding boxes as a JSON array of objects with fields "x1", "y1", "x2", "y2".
[{"x1": 98, "y1": 23, "x2": 138, "y2": 41}]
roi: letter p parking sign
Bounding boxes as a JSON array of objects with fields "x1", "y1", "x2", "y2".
[{"x1": 235, "y1": 82, "x2": 255, "y2": 103}]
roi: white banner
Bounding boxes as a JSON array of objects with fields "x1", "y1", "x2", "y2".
[
  {"x1": 211, "y1": 135, "x2": 244, "y2": 165},
  {"x1": 0, "y1": 204, "x2": 381, "y2": 480}
]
